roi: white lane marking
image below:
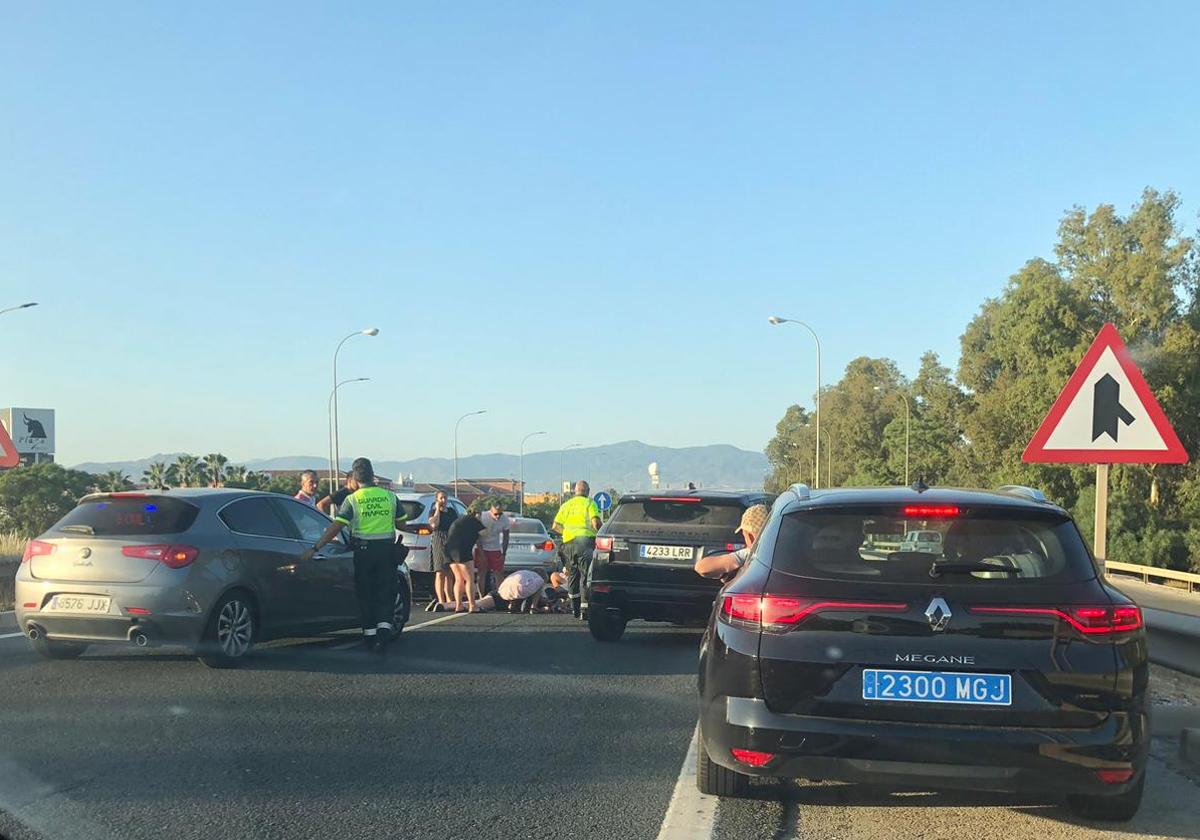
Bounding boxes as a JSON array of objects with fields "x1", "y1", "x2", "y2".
[
  {"x1": 0, "y1": 632, "x2": 26, "y2": 641},
  {"x1": 329, "y1": 611, "x2": 469, "y2": 649},
  {"x1": 655, "y1": 724, "x2": 717, "y2": 840}
]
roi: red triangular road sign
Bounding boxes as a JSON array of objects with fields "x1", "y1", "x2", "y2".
[
  {"x1": 1024, "y1": 323, "x2": 1188, "y2": 464},
  {"x1": 0, "y1": 419, "x2": 18, "y2": 469}
]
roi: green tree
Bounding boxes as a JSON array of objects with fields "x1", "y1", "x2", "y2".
[
  {"x1": 224, "y1": 464, "x2": 249, "y2": 486},
  {"x1": 202, "y1": 453, "x2": 229, "y2": 487},
  {"x1": 143, "y1": 462, "x2": 171, "y2": 490},
  {"x1": 0, "y1": 463, "x2": 96, "y2": 536},
  {"x1": 171, "y1": 454, "x2": 201, "y2": 488},
  {"x1": 95, "y1": 470, "x2": 132, "y2": 492}
]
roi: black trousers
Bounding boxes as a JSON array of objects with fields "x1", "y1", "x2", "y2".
[
  {"x1": 563, "y1": 537, "x2": 595, "y2": 618},
  {"x1": 353, "y1": 539, "x2": 397, "y2": 633}
]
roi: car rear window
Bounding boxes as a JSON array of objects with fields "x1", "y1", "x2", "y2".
[
  {"x1": 511, "y1": 519, "x2": 546, "y2": 535},
  {"x1": 769, "y1": 506, "x2": 1095, "y2": 584},
  {"x1": 54, "y1": 496, "x2": 200, "y2": 536},
  {"x1": 399, "y1": 501, "x2": 427, "y2": 522},
  {"x1": 609, "y1": 500, "x2": 746, "y2": 539}
]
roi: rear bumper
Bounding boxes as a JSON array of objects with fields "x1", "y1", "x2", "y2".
[
  {"x1": 701, "y1": 694, "x2": 1149, "y2": 796},
  {"x1": 589, "y1": 577, "x2": 719, "y2": 623},
  {"x1": 14, "y1": 577, "x2": 207, "y2": 646}
]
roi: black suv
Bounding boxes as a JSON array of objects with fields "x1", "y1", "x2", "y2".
[
  {"x1": 588, "y1": 489, "x2": 773, "y2": 642},
  {"x1": 698, "y1": 484, "x2": 1149, "y2": 822}
]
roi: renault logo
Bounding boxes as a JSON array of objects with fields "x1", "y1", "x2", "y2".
[{"x1": 925, "y1": 597, "x2": 952, "y2": 632}]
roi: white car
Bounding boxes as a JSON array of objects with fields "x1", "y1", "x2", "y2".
[
  {"x1": 396, "y1": 492, "x2": 469, "y2": 597},
  {"x1": 898, "y1": 529, "x2": 944, "y2": 555}
]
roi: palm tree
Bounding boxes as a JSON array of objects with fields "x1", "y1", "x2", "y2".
[
  {"x1": 172, "y1": 454, "x2": 200, "y2": 488},
  {"x1": 96, "y1": 470, "x2": 132, "y2": 492},
  {"x1": 143, "y1": 462, "x2": 171, "y2": 490},
  {"x1": 225, "y1": 464, "x2": 249, "y2": 486},
  {"x1": 202, "y1": 453, "x2": 229, "y2": 487}
]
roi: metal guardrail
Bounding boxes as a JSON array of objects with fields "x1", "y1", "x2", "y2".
[{"x1": 1105, "y1": 560, "x2": 1200, "y2": 594}]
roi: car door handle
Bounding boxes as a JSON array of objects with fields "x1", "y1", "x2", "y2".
[{"x1": 277, "y1": 563, "x2": 298, "y2": 573}]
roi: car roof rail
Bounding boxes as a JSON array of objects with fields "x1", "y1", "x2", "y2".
[
  {"x1": 997, "y1": 485, "x2": 1048, "y2": 503},
  {"x1": 788, "y1": 483, "x2": 811, "y2": 502}
]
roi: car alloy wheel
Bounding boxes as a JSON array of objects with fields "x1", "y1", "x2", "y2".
[{"x1": 216, "y1": 598, "x2": 253, "y2": 658}]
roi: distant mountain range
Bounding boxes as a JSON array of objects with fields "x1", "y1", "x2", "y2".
[{"x1": 72, "y1": 440, "x2": 770, "y2": 493}]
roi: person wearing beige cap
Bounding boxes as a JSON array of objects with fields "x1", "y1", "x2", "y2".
[{"x1": 694, "y1": 503, "x2": 769, "y2": 579}]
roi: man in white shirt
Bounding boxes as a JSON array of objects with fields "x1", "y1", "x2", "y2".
[
  {"x1": 475, "y1": 502, "x2": 512, "y2": 594},
  {"x1": 694, "y1": 504, "x2": 769, "y2": 579}
]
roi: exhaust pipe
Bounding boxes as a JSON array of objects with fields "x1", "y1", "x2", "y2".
[
  {"x1": 27, "y1": 624, "x2": 43, "y2": 641},
  {"x1": 129, "y1": 629, "x2": 150, "y2": 648}
]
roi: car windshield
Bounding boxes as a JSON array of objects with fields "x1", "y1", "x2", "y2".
[
  {"x1": 510, "y1": 519, "x2": 546, "y2": 535},
  {"x1": 609, "y1": 499, "x2": 747, "y2": 540},
  {"x1": 399, "y1": 501, "x2": 427, "y2": 522},
  {"x1": 769, "y1": 506, "x2": 1096, "y2": 584}
]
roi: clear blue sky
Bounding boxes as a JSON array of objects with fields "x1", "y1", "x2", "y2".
[{"x1": 3, "y1": 2, "x2": 1199, "y2": 466}]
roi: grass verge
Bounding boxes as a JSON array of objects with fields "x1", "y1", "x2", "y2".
[{"x1": 1, "y1": 558, "x2": 17, "y2": 611}]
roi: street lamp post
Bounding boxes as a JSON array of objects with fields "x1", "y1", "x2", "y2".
[
  {"x1": 559, "y1": 443, "x2": 582, "y2": 502},
  {"x1": 769, "y1": 316, "x2": 822, "y2": 489},
  {"x1": 0, "y1": 302, "x2": 37, "y2": 316},
  {"x1": 519, "y1": 431, "x2": 547, "y2": 515},
  {"x1": 875, "y1": 387, "x2": 912, "y2": 485},
  {"x1": 454, "y1": 410, "x2": 487, "y2": 500},
  {"x1": 328, "y1": 378, "x2": 369, "y2": 492},
  {"x1": 332, "y1": 328, "x2": 379, "y2": 479}
]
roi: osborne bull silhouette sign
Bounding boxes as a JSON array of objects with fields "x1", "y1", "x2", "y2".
[{"x1": 0, "y1": 407, "x2": 55, "y2": 468}]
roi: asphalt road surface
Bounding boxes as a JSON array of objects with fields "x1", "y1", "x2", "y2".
[{"x1": 0, "y1": 610, "x2": 1197, "y2": 840}]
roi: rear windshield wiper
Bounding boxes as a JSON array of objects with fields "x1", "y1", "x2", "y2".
[
  {"x1": 929, "y1": 561, "x2": 1020, "y2": 578},
  {"x1": 59, "y1": 524, "x2": 95, "y2": 535}
]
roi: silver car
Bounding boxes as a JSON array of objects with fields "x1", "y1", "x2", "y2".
[
  {"x1": 13, "y1": 488, "x2": 412, "y2": 667},
  {"x1": 502, "y1": 516, "x2": 558, "y2": 575}
]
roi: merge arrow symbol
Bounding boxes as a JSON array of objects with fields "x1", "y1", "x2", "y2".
[{"x1": 1092, "y1": 374, "x2": 1135, "y2": 442}]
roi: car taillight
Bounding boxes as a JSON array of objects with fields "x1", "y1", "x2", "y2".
[
  {"x1": 402, "y1": 524, "x2": 432, "y2": 536},
  {"x1": 595, "y1": 536, "x2": 613, "y2": 551},
  {"x1": 21, "y1": 540, "x2": 56, "y2": 564},
  {"x1": 122, "y1": 544, "x2": 199, "y2": 569},
  {"x1": 967, "y1": 604, "x2": 1143, "y2": 636},
  {"x1": 730, "y1": 748, "x2": 776, "y2": 767},
  {"x1": 720, "y1": 594, "x2": 907, "y2": 632},
  {"x1": 1095, "y1": 768, "x2": 1135, "y2": 785},
  {"x1": 541, "y1": 540, "x2": 556, "y2": 551}
]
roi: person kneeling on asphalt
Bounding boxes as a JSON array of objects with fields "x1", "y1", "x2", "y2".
[
  {"x1": 434, "y1": 569, "x2": 549, "y2": 613},
  {"x1": 693, "y1": 504, "x2": 768, "y2": 580},
  {"x1": 301, "y1": 457, "x2": 408, "y2": 654}
]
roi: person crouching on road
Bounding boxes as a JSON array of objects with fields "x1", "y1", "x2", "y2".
[
  {"x1": 445, "y1": 505, "x2": 486, "y2": 612},
  {"x1": 552, "y1": 480, "x2": 603, "y2": 619},
  {"x1": 693, "y1": 504, "x2": 769, "y2": 580},
  {"x1": 467, "y1": 569, "x2": 549, "y2": 613},
  {"x1": 302, "y1": 458, "x2": 408, "y2": 653},
  {"x1": 427, "y1": 490, "x2": 458, "y2": 611}
]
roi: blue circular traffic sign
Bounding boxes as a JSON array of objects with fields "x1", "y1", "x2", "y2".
[{"x1": 593, "y1": 491, "x2": 612, "y2": 511}]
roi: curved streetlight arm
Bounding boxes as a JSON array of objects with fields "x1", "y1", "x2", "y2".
[
  {"x1": 327, "y1": 378, "x2": 369, "y2": 492},
  {"x1": 519, "y1": 431, "x2": 547, "y2": 515},
  {"x1": 769, "y1": 316, "x2": 822, "y2": 489},
  {"x1": 453, "y1": 410, "x2": 487, "y2": 500},
  {"x1": 331, "y1": 328, "x2": 379, "y2": 487},
  {"x1": 0, "y1": 302, "x2": 37, "y2": 316}
]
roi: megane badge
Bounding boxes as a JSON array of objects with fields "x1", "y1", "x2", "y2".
[{"x1": 925, "y1": 597, "x2": 952, "y2": 632}]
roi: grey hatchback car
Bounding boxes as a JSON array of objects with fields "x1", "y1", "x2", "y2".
[{"x1": 13, "y1": 489, "x2": 412, "y2": 667}]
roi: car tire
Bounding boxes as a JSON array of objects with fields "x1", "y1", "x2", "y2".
[
  {"x1": 386, "y1": 581, "x2": 412, "y2": 642},
  {"x1": 587, "y1": 607, "x2": 627, "y2": 642},
  {"x1": 30, "y1": 636, "x2": 88, "y2": 660},
  {"x1": 196, "y1": 591, "x2": 256, "y2": 669},
  {"x1": 1066, "y1": 774, "x2": 1145, "y2": 822},
  {"x1": 696, "y1": 726, "x2": 750, "y2": 797}
]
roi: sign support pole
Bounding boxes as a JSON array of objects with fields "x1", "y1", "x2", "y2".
[{"x1": 1094, "y1": 463, "x2": 1109, "y2": 576}]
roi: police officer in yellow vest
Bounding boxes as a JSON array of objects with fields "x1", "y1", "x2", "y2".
[
  {"x1": 552, "y1": 480, "x2": 603, "y2": 619},
  {"x1": 302, "y1": 457, "x2": 407, "y2": 653}
]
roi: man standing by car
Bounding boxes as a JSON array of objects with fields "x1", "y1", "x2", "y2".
[
  {"x1": 294, "y1": 470, "x2": 320, "y2": 507},
  {"x1": 316, "y1": 472, "x2": 358, "y2": 515},
  {"x1": 476, "y1": 500, "x2": 512, "y2": 595},
  {"x1": 552, "y1": 480, "x2": 602, "y2": 619},
  {"x1": 301, "y1": 458, "x2": 407, "y2": 653},
  {"x1": 693, "y1": 504, "x2": 768, "y2": 580}
]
